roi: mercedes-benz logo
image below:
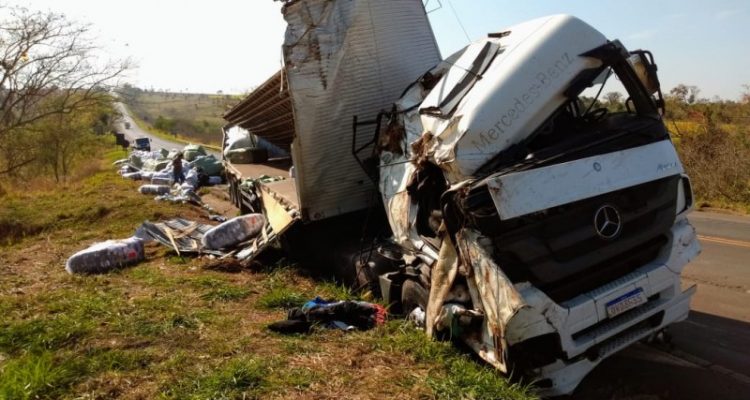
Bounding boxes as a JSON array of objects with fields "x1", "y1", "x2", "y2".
[{"x1": 593, "y1": 204, "x2": 622, "y2": 240}]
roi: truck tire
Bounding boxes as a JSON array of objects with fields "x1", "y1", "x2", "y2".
[{"x1": 401, "y1": 279, "x2": 429, "y2": 315}]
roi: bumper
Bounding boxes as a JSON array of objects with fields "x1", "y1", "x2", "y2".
[
  {"x1": 536, "y1": 284, "x2": 695, "y2": 396},
  {"x1": 508, "y1": 216, "x2": 701, "y2": 396}
]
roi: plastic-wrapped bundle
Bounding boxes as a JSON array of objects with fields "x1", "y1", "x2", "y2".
[
  {"x1": 185, "y1": 169, "x2": 199, "y2": 188},
  {"x1": 190, "y1": 155, "x2": 223, "y2": 176},
  {"x1": 140, "y1": 171, "x2": 154, "y2": 181},
  {"x1": 151, "y1": 174, "x2": 173, "y2": 186},
  {"x1": 139, "y1": 184, "x2": 171, "y2": 195},
  {"x1": 122, "y1": 172, "x2": 142, "y2": 180},
  {"x1": 201, "y1": 214, "x2": 265, "y2": 250},
  {"x1": 119, "y1": 165, "x2": 137, "y2": 175},
  {"x1": 207, "y1": 176, "x2": 222, "y2": 185},
  {"x1": 183, "y1": 144, "x2": 207, "y2": 161},
  {"x1": 141, "y1": 158, "x2": 170, "y2": 172},
  {"x1": 65, "y1": 237, "x2": 145, "y2": 274}
]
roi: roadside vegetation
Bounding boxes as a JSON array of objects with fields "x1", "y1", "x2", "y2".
[
  {"x1": 0, "y1": 5, "x2": 127, "y2": 192},
  {"x1": 598, "y1": 84, "x2": 750, "y2": 214},
  {"x1": 0, "y1": 144, "x2": 536, "y2": 400},
  {"x1": 664, "y1": 85, "x2": 750, "y2": 214},
  {"x1": 119, "y1": 85, "x2": 239, "y2": 147}
]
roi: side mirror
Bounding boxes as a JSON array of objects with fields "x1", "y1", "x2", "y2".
[{"x1": 628, "y1": 51, "x2": 660, "y2": 95}]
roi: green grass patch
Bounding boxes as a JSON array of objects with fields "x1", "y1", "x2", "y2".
[
  {"x1": 0, "y1": 352, "x2": 83, "y2": 400},
  {"x1": 379, "y1": 322, "x2": 536, "y2": 400},
  {"x1": 0, "y1": 153, "x2": 185, "y2": 246},
  {"x1": 201, "y1": 285, "x2": 252, "y2": 302},
  {"x1": 0, "y1": 146, "x2": 536, "y2": 399},
  {"x1": 0, "y1": 349, "x2": 151, "y2": 400},
  {"x1": 315, "y1": 281, "x2": 362, "y2": 301},
  {"x1": 162, "y1": 357, "x2": 271, "y2": 399},
  {"x1": 256, "y1": 286, "x2": 307, "y2": 310},
  {"x1": 0, "y1": 316, "x2": 92, "y2": 356}
]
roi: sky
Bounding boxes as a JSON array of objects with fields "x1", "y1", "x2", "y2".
[{"x1": 8, "y1": 0, "x2": 750, "y2": 100}]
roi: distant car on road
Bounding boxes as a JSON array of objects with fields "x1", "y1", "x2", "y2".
[{"x1": 133, "y1": 137, "x2": 151, "y2": 152}]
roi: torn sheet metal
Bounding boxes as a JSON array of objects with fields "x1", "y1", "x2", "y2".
[
  {"x1": 137, "y1": 212, "x2": 295, "y2": 264},
  {"x1": 425, "y1": 233, "x2": 459, "y2": 337},
  {"x1": 282, "y1": 0, "x2": 441, "y2": 221},
  {"x1": 137, "y1": 218, "x2": 224, "y2": 256},
  {"x1": 260, "y1": 184, "x2": 298, "y2": 234},
  {"x1": 455, "y1": 228, "x2": 527, "y2": 372},
  {"x1": 233, "y1": 184, "x2": 301, "y2": 262}
]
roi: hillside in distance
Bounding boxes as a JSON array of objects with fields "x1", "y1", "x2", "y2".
[{"x1": 120, "y1": 85, "x2": 241, "y2": 146}]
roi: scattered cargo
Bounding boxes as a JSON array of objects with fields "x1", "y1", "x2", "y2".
[
  {"x1": 65, "y1": 237, "x2": 145, "y2": 274},
  {"x1": 138, "y1": 184, "x2": 171, "y2": 195},
  {"x1": 201, "y1": 214, "x2": 265, "y2": 250}
]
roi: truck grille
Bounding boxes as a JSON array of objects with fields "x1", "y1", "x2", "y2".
[{"x1": 472, "y1": 176, "x2": 679, "y2": 302}]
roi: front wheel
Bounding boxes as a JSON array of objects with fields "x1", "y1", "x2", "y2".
[{"x1": 401, "y1": 279, "x2": 429, "y2": 315}]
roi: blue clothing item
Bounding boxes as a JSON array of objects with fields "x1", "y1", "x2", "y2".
[
  {"x1": 173, "y1": 170, "x2": 185, "y2": 184},
  {"x1": 301, "y1": 296, "x2": 334, "y2": 312}
]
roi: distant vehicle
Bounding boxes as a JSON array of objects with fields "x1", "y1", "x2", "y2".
[
  {"x1": 133, "y1": 137, "x2": 151, "y2": 152},
  {"x1": 124, "y1": 121, "x2": 131, "y2": 129}
]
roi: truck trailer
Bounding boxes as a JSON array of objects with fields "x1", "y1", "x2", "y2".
[{"x1": 221, "y1": 1, "x2": 700, "y2": 396}]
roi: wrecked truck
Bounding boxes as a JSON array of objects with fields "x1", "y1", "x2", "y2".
[{"x1": 222, "y1": 1, "x2": 700, "y2": 396}]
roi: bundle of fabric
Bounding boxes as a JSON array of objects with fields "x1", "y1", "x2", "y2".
[{"x1": 268, "y1": 297, "x2": 387, "y2": 334}]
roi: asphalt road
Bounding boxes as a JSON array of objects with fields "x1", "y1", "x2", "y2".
[
  {"x1": 115, "y1": 103, "x2": 220, "y2": 157},
  {"x1": 572, "y1": 210, "x2": 750, "y2": 399}
]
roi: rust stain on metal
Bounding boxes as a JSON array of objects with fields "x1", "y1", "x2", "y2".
[
  {"x1": 379, "y1": 118, "x2": 406, "y2": 155},
  {"x1": 411, "y1": 131, "x2": 434, "y2": 167}
]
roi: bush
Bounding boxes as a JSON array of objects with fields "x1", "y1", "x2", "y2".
[{"x1": 676, "y1": 122, "x2": 750, "y2": 205}]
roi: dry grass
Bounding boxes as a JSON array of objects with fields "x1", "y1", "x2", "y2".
[{"x1": 673, "y1": 120, "x2": 750, "y2": 213}]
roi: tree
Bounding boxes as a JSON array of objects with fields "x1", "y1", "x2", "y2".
[
  {"x1": 742, "y1": 84, "x2": 750, "y2": 104},
  {"x1": 34, "y1": 94, "x2": 111, "y2": 182},
  {"x1": 0, "y1": 6, "x2": 130, "y2": 176},
  {"x1": 669, "y1": 84, "x2": 701, "y2": 105},
  {"x1": 604, "y1": 91, "x2": 623, "y2": 105},
  {"x1": 603, "y1": 91, "x2": 625, "y2": 112}
]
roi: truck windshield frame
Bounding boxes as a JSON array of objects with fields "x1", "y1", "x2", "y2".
[{"x1": 577, "y1": 40, "x2": 661, "y2": 117}]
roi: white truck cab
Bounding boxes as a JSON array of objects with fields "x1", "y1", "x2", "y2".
[
  {"x1": 370, "y1": 14, "x2": 700, "y2": 396},
  {"x1": 224, "y1": 4, "x2": 700, "y2": 396}
]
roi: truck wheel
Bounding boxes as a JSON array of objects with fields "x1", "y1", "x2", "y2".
[{"x1": 401, "y1": 279, "x2": 429, "y2": 315}]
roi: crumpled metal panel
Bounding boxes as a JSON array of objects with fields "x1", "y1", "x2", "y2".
[
  {"x1": 425, "y1": 234, "x2": 459, "y2": 337},
  {"x1": 455, "y1": 228, "x2": 528, "y2": 372},
  {"x1": 223, "y1": 71, "x2": 295, "y2": 152},
  {"x1": 137, "y1": 218, "x2": 223, "y2": 256},
  {"x1": 418, "y1": 15, "x2": 608, "y2": 182},
  {"x1": 282, "y1": 0, "x2": 441, "y2": 221},
  {"x1": 137, "y1": 215, "x2": 295, "y2": 264}
]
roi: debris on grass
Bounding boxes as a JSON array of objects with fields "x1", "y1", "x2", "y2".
[{"x1": 267, "y1": 296, "x2": 387, "y2": 334}]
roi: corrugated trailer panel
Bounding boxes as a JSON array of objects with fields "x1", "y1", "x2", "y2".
[{"x1": 282, "y1": 0, "x2": 441, "y2": 221}]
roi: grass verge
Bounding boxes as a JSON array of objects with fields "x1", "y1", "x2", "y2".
[{"x1": 0, "y1": 146, "x2": 537, "y2": 399}]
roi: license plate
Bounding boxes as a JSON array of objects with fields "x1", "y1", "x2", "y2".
[{"x1": 605, "y1": 288, "x2": 647, "y2": 318}]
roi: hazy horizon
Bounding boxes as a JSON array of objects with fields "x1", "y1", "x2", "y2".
[{"x1": 8, "y1": 0, "x2": 750, "y2": 100}]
